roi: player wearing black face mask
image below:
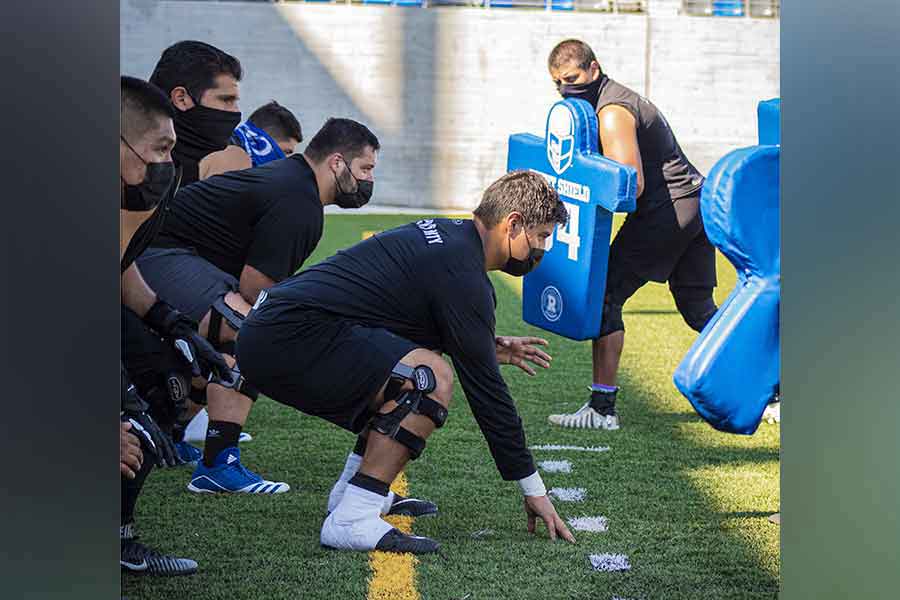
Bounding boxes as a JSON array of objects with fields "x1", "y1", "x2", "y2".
[
  {"x1": 132, "y1": 118, "x2": 381, "y2": 497},
  {"x1": 119, "y1": 75, "x2": 203, "y2": 578},
  {"x1": 546, "y1": 39, "x2": 718, "y2": 431},
  {"x1": 234, "y1": 171, "x2": 573, "y2": 555},
  {"x1": 149, "y1": 40, "x2": 249, "y2": 185}
]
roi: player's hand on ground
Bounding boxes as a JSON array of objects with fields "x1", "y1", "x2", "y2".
[
  {"x1": 120, "y1": 421, "x2": 143, "y2": 479},
  {"x1": 495, "y1": 336, "x2": 552, "y2": 376},
  {"x1": 523, "y1": 494, "x2": 575, "y2": 543}
]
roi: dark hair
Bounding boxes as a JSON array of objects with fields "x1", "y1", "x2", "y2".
[
  {"x1": 304, "y1": 118, "x2": 380, "y2": 163},
  {"x1": 249, "y1": 101, "x2": 302, "y2": 143},
  {"x1": 548, "y1": 39, "x2": 599, "y2": 73},
  {"x1": 121, "y1": 75, "x2": 175, "y2": 139},
  {"x1": 149, "y1": 40, "x2": 242, "y2": 101},
  {"x1": 473, "y1": 170, "x2": 569, "y2": 229}
]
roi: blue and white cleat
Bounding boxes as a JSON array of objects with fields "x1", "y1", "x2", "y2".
[
  {"x1": 187, "y1": 447, "x2": 290, "y2": 494},
  {"x1": 175, "y1": 442, "x2": 202, "y2": 466}
]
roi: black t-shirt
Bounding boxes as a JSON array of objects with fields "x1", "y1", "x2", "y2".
[
  {"x1": 258, "y1": 218, "x2": 536, "y2": 481},
  {"x1": 595, "y1": 75, "x2": 705, "y2": 215},
  {"x1": 152, "y1": 155, "x2": 323, "y2": 282}
]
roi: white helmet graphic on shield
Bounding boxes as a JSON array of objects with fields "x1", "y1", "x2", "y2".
[{"x1": 546, "y1": 104, "x2": 575, "y2": 175}]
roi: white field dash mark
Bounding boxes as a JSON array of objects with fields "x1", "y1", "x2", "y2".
[
  {"x1": 530, "y1": 444, "x2": 610, "y2": 453},
  {"x1": 549, "y1": 487, "x2": 586, "y2": 502},
  {"x1": 538, "y1": 459, "x2": 572, "y2": 473},
  {"x1": 568, "y1": 516, "x2": 609, "y2": 532},
  {"x1": 589, "y1": 553, "x2": 631, "y2": 572}
]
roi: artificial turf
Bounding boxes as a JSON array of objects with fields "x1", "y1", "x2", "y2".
[{"x1": 124, "y1": 213, "x2": 779, "y2": 600}]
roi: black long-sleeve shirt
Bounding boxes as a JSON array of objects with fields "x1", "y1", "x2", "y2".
[{"x1": 262, "y1": 218, "x2": 536, "y2": 481}]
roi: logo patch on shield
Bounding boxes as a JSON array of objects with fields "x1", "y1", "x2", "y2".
[
  {"x1": 541, "y1": 285, "x2": 563, "y2": 322},
  {"x1": 546, "y1": 104, "x2": 575, "y2": 175}
]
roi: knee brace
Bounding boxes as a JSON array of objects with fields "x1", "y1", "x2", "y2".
[
  {"x1": 672, "y1": 287, "x2": 718, "y2": 332},
  {"x1": 208, "y1": 294, "x2": 245, "y2": 353},
  {"x1": 383, "y1": 362, "x2": 437, "y2": 402},
  {"x1": 370, "y1": 389, "x2": 448, "y2": 460},
  {"x1": 208, "y1": 361, "x2": 260, "y2": 402},
  {"x1": 598, "y1": 298, "x2": 625, "y2": 337}
]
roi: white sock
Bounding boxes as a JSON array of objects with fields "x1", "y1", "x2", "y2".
[
  {"x1": 326, "y1": 452, "x2": 396, "y2": 514},
  {"x1": 327, "y1": 453, "x2": 363, "y2": 513},
  {"x1": 321, "y1": 483, "x2": 393, "y2": 550},
  {"x1": 182, "y1": 408, "x2": 209, "y2": 443}
]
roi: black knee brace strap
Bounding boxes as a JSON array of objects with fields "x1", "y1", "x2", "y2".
[
  {"x1": 384, "y1": 362, "x2": 437, "y2": 402},
  {"x1": 370, "y1": 389, "x2": 447, "y2": 460},
  {"x1": 208, "y1": 362, "x2": 259, "y2": 401},
  {"x1": 208, "y1": 295, "x2": 245, "y2": 350}
]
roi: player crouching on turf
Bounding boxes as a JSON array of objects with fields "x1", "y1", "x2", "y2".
[{"x1": 235, "y1": 170, "x2": 576, "y2": 554}]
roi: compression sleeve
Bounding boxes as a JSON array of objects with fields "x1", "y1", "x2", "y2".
[{"x1": 432, "y1": 276, "x2": 536, "y2": 481}]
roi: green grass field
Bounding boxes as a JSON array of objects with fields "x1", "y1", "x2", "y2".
[{"x1": 124, "y1": 214, "x2": 779, "y2": 600}]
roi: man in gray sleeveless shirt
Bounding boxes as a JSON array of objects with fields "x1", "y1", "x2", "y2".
[{"x1": 545, "y1": 39, "x2": 718, "y2": 431}]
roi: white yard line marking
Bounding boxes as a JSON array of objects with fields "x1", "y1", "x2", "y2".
[
  {"x1": 538, "y1": 459, "x2": 573, "y2": 473},
  {"x1": 589, "y1": 553, "x2": 631, "y2": 572},
  {"x1": 530, "y1": 444, "x2": 610, "y2": 453},
  {"x1": 549, "y1": 487, "x2": 586, "y2": 502},
  {"x1": 568, "y1": 516, "x2": 609, "y2": 532}
]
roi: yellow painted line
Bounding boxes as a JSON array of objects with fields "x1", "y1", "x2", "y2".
[{"x1": 366, "y1": 472, "x2": 419, "y2": 600}]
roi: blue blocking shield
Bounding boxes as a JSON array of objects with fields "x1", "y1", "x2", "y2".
[
  {"x1": 757, "y1": 98, "x2": 780, "y2": 146},
  {"x1": 507, "y1": 99, "x2": 637, "y2": 340},
  {"x1": 674, "y1": 100, "x2": 781, "y2": 434}
]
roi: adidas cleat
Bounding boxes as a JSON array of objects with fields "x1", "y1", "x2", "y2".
[
  {"x1": 121, "y1": 536, "x2": 197, "y2": 576},
  {"x1": 175, "y1": 441, "x2": 202, "y2": 466},
  {"x1": 374, "y1": 529, "x2": 440, "y2": 554},
  {"x1": 387, "y1": 494, "x2": 439, "y2": 518},
  {"x1": 187, "y1": 447, "x2": 289, "y2": 494},
  {"x1": 548, "y1": 403, "x2": 620, "y2": 430}
]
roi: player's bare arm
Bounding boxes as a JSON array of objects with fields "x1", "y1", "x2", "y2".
[
  {"x1": 597, "y1": 105, "x2": 645, "y2": 197},
  {"x1": 238, "y1": 264, "x2": 276, "y2": 306},
  {"x1": 121, "y1": 263, "x2": 158, "y2": 318},
  {"x1": 199, "y1": 144, "x2": 252, "y2": 180}
]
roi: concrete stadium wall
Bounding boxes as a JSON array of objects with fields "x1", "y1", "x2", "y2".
[{"x1": 121, "y1": 0, "x2": 779, "y2": 210}]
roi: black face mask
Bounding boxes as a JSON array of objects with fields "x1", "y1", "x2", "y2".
[
  {"x1": 173, "y1": 102, "x2": 242, "y2": 161},
  {"x1": 558, "y1": 75, "x2": 604, "y2": 108},
  {"x1": 333, "y1": 155, "x2": 374, "y2": 209},
  {"x1": 121, "y1": 136, "x2": 176, "y2": 211},
  {"x1": 502, "y1": 228, "x2": 545, "y2": 277}
]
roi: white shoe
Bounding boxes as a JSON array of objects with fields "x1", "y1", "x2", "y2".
[
  {"x1": 548, "y1": 403, "x2": 620, "y2": 430},
  {"x1": 183, "y1": 408, "x2": 253, "y2": 443},
  {"x1": 320, "y1": 511, "x2": 394, "y2": 551},
  {"x1": 762, "y1": 401, "x2": 780, "y2": 424},
  {"x1": 320, "y1": 512, "x2": 438, "y2": 554}
]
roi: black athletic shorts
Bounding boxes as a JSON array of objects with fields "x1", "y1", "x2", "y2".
[
  {"x1": 135, "y1": 247, "x2": 239, "y2": 323},
  {"x1": 611, "y1": 193, "x2": 717, "y2": 287},
  {"x1": 236, "y1": 306, "x2": 420, "y2": 434}
]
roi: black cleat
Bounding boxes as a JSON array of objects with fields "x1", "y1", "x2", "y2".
[
  {"x1": 121, "y1": 538, "x2": 198, "y2": 576},
  {"x1": 387, "y1": 494, "x2": 439, "y2": 518},
  {"x1": 374, "y1": 529, "x2": 440, "y2": 555}
]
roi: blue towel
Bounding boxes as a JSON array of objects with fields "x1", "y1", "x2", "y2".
[{"x1": 232, "y1": 121, "x2": 285, "y2": 166}]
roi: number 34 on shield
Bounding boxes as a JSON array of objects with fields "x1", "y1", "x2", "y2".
[{"x1": 545, "y1": 201, "x2": 581, "y2": 261}]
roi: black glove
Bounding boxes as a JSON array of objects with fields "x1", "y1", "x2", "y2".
[
  {"x1": 144, "y1": 300, "x2": 230, "y2": 379},
  {"x1": 122, "y1": 367, "x2": 183, "y2": 467}
]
